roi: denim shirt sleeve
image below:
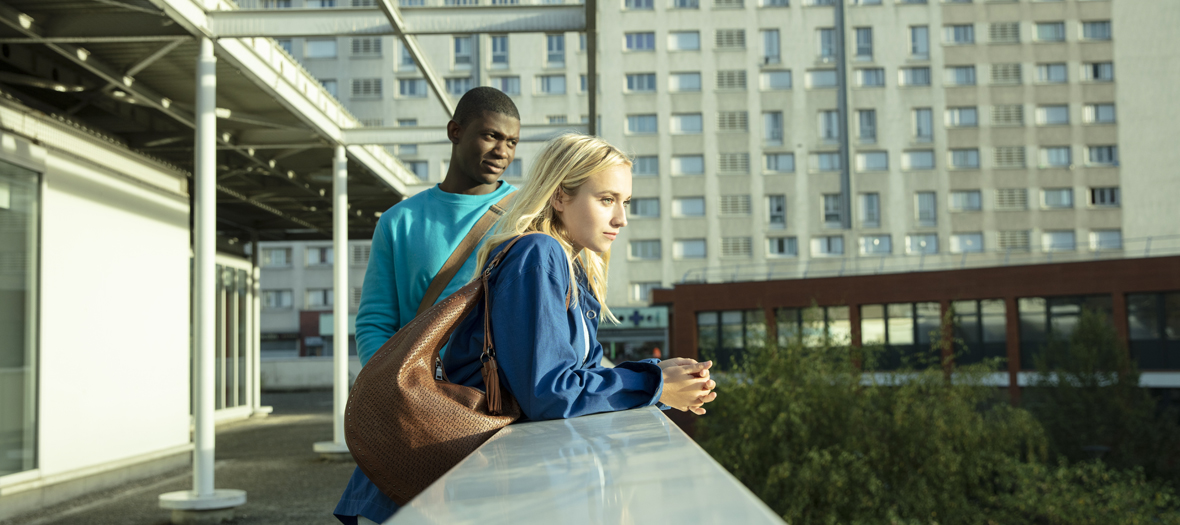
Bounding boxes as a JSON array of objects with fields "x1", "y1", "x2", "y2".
[
  {"x1": 355, "y1": 215, "x2": 399, "y2": 367},
  {"x1": 487, "y1": 244, "x2": 663, "y2": 421}
]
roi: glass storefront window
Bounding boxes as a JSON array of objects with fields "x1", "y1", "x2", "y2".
[
  {"x1": 696, "y1": 309, "x2": 768, "y2": 369},
  {"x1": 915, "y1": 303, "x2": 941, "y2": 345},
  {"x1": 745, "y1": 310, "x2": 767, "y2": 350},
  {"x1": 697, "y1": 311, "x2": 718, "y2": 359},
  {"x1": 860, "y1": 305, "x2": 886, "y2": 344},
  {"x1": 952, "y1": 300, "x2": 980, "y2": 343},
  {"x1": 1019, "y1": 295, "x2": 1113, "y2": 369},
  {"x1": 860, "y1": 302, "x2": 941, "y2": 369},
  {"x1": 887, "y1": 304, "x2": 915, "y2": 345},
  {"x1": 1019, "y1": 298, "x2": 1048, "y2": 341},
  {"x1": 981, "y1": 300, "x2": 1007, "y2": 343},
  {"x1": 827, "y1": 306, "x2": 851, "y2": 344},
  {"x1": 0, "y1": 160, "x2": 39, "y2": 476},
  {"x1": 1127, "y1": 294, "x2": 1160, "y2": 341},
  {"x1": 776, "y1": 308, "x2": 801, "y2": 347},
  {"x1": 952, "y1": 299, "x2": 1007, "y2": 367},
  {"x1": 1168, "y1": 293, "x2": 1180, "y2": 340},
  {"x1": 720, "y1": 311, "x2": 744, "y2": 350},
  {"x1": 1126, "y1": 292, "x2": 1180, "y2": 370},
  {"x1": 775, "y1": 306, "x2": 852, "y2": 347}
]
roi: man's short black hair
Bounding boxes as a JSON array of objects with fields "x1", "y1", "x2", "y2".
[{"x1": 451, "y1": 87, "x2": 520, "y2": 127}]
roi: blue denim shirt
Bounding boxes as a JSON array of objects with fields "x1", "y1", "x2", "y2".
[
  {"x1": 335, "y1": 234, "x2": 664, "y2": 524},
  {"x1": 443, "y1": 233, "x2": 665, "y2": 421}
]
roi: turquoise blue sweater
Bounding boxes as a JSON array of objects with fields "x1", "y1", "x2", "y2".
[{"x1": 354, "y1": 181, "x2": 516, "y2": 366}]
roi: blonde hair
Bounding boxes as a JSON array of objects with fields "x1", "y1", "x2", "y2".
[{"x1": 473, "y1": 133, "x2": 631, "y2": 323}]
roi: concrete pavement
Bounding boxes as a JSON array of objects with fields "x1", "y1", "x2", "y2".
[{"x1": 3, "y1": 391, "x2": 355, "y2": 525}]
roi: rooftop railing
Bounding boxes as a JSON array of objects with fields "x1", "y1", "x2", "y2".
[
  {"x1": 388, "y1": 406, "x2": 786, "y2": 524},
  {"x1": 232, "y1": 0, "x2": 585, "y2": 8},
  {"x1": 680, "y1": 234, "x2": 1180, "y2": 284}
]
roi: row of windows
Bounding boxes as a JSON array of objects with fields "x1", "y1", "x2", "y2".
[
  {"x1": 261, "y1": 287, "x2": 364, "y2": 310},
  {"x1": 691, "y1": 293, "x2": 1167, "y2": 371},
  {"x1": 637, "y1": 105, "x2": 1114, "y2": 144},
  {"x1": 626, "y1": 188, "x2": 1119, "y2": 229},
  {"x1": 839, "y1": 146, "x2": 1118, "y2": 171},
  {"x1": 629, "y1": 229, "x2": 1122, "y2": 262},
  {"x1": 399, "y1": 143, "x2": 1116, "y2": 180},
  {"x1": 613, "y1": 148, "x2": 1117, "y2": 177},
  {"x1": 612, "y1": 66, "x2": 1114, "y2": 94},
  {"x1": 283, "y1": 20, "x2": 1110, "y2": 84},
  {"x1": 260, "y1": 245, "x2": 371, "y2": 268},
  {"x1": 397, "y1": 62, "x2": 1111, "y2": 97},
  {"x1": 265, "y1": 0, "x2": 1110, "y2": 10},
  {"x1": 365, "y1": 21, "x2": 1108, "y2": 74},
  {"x1": 325, "y1": 65, "x2": 1117, "y2": 104}
]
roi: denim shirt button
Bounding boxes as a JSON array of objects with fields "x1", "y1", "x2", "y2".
[{"x1": 586, "y1": 310, "x2": 596, "y2": 320}]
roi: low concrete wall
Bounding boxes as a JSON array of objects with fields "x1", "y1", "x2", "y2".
[
  {"x1": 260, "y1": 356, "x2": 362, "y2": 391},
  {"x1": 0, "y1": 446, "x2": 191, "y2": 522}
]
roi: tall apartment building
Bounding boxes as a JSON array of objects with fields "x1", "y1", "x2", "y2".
[
  {"x1": 256, "y1": 240, "x2": 370, "y2": 356},
  {"x1": 263, "y1": 0, "x2": 1179, "y2": 322}
]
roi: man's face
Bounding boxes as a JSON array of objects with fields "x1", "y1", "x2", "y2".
[{"x1": 450, "y1": 111, "x2": 520, "y2": 187}]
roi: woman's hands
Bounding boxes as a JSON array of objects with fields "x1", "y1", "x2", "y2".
[{"x1": 658, "y1": 358, "x2": 718, "y2": 415}]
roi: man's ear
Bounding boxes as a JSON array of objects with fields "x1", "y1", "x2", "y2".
[{"x1": 446, "y1": 120, "x2": 462, "y2": 145}]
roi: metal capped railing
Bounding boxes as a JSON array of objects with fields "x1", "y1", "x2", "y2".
[
  {"x1": 388, "y1": 407, "x2": 786, "y2": 524},
  {"x1": 680, "y1": 235, "x2": 1180, "y2": 284}
]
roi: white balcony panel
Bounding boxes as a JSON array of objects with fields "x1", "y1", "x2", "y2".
[
  {"x1": 342, "y1": 123, "x2": 587, "y2": 145},
  {"x1": 389, "y1": 407, "x2": 786, "y2": 524},
  {"x1": 208, "y1": 6, "x2": 586, "y2": 38}
]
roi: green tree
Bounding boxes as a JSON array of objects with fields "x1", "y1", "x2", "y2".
[
  {"x1": 698, "y1": 308, "x2": 1180, "y2": 524},
  {"x1": 1026, "y1": 308, "x2": 1180, "y2": 481}
]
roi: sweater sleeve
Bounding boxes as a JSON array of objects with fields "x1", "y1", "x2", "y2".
[
  {"x1": 355, "y1": 216, "x2": 400, "y2": 366},
  {"x1": 488, "y1": 261, "x2": 664, "y2": 421}
]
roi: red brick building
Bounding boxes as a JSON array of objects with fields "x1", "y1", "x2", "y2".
[{"x1": 653, "y1": 255, "x2": 1180, "y2": 400}]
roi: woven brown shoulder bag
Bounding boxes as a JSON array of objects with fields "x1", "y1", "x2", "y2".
[{"x1": 344, "y1": 232, "x2": 547, "y2": 506}]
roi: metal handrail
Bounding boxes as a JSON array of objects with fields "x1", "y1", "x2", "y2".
[{"x1": 679, "y1": 234, "x2": 1180, "y2": 284}]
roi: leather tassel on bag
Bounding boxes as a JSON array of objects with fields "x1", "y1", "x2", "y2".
[{"x1": 481, "y1": 358, "x2": 502, "y2": 415}]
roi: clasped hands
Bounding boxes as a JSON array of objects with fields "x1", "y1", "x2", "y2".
[{"x1": 657, "y1": 357, "x2": 718, "y2": 415}]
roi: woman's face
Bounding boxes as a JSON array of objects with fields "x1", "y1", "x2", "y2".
[{"x1": 553, "y1": 164, "x2": 632, "y2": 254}]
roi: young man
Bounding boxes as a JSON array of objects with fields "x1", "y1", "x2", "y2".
[{"x1": 334, "y1": 87, "x2": 521, "y2": 525}]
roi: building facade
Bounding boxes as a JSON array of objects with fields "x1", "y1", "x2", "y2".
[
  {"x1": 652, "y1": 255, "x2": 1180, "y2": 400},
  {"x1": 266, "y1": 0, "x2": 1178, "y2": 313},
  {"x1": 256, "y1": 239, "x2": 370, "y2": 356}
]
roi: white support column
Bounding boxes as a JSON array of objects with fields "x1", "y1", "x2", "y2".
[
  {"x1": 314, "y1": 145, "x2": 352, "y2": 460},
  {"x1": 251, "y1": 237, "x2": 271, "y2": 418},
  {"x1": 159, "y1": 37, "x2": 246, "y2": 523}
]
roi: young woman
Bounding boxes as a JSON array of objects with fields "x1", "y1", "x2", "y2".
[{"x1": 442, "y1": 133, "x2": 717, "y2": 420}]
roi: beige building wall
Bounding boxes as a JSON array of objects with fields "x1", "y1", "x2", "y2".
[
  {"x1": 276, "y1": 0, "x2": 1178, "y2": 309},
  {"x1": 1112, "y1": 1, "x2": 1180, "y2": 242}
]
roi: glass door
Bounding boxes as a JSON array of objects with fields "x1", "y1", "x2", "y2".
[{"x1": 0, "y1": 160, "x2": 40, "y2": 476}]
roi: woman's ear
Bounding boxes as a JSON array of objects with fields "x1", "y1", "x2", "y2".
[{"x1": 551, "y1": 189, "x2": 565, "y2": 213}]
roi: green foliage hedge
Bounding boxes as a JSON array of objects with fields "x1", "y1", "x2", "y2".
[{"x1": 698, "y1": 313, "x2": 1180, "y2": 524}]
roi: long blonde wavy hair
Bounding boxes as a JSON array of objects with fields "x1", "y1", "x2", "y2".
[{"x1": 472, "y1": 133, "x2": 631, "y2": 323}]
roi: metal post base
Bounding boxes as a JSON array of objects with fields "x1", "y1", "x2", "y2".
[
  {"x1": 313, "y1": 441, "x2": 353, "y2": 462},
  {"x1": 159, "y1": 489, "x2": 246, "y2": 524},
  {"x1": 168, "y1": 508, "x2": 235, "y2": 525}
]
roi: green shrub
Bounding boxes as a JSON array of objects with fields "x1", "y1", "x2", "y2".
[
  {"x1": 1026, "y1": 308, "x2": 1180, "y2": 482},
  {"x1": 698, "y1": 311, "x2": 1180, "y2": 524}
]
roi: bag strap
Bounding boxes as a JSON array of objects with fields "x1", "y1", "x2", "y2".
[
  {"x1": 478, "y1": 232, "x2": 540, "y2": 415},
  {"x1": 474, "y1": 232, "x2": 577, "y2": 414},
  {"x1": 476, "y1": 232, "x2": 572, "y2": 310},
  {"x1": 416, "y1": 191, "x2": 516, "y2": 316}
]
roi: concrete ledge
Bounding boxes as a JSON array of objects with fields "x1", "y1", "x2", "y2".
[
  {"x1": 260, "y1": 356, "x2": 360, "y2": 391},
  {"x1": 0, "y1": 446, "x2": 192, "y2": 522},
  {"x1": 390, "y1": 407, "x2": 786, "y2": 524}
]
